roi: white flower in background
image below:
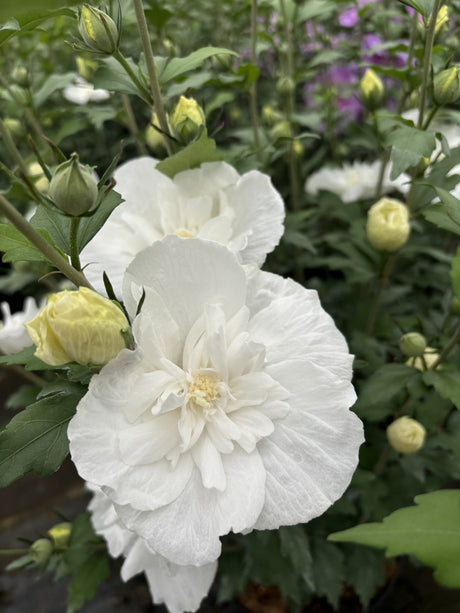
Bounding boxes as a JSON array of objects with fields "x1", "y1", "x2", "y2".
[
  {"x1": 0, "y1": 297, "x2": 41, "y2": 354},
  {"x1": 63, "y1": 77, "x2": 110, "y2": 105},
  {"x1": 305, "y1": 160, "x2": 409, "y2": 203},
  {"x1": 69, "y1": 237, "x2": 364, "y2": 567},
  {"x1": 81, "y1": 158, "x2": 285, "y2": 296},
  {"x1": 88, "y1": 485, "x2": 217, "y2": 613}
]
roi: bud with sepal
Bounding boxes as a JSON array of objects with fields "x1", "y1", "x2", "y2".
[
  {"x1": 78, "y1": 4, "x2": 119, "y2": 54},
  {"x1": 171, "y1": 96, "x2": 206, "y2": 142},
  {"x1": 48, "y1": 153, "x2": 98, "y2": 217}
]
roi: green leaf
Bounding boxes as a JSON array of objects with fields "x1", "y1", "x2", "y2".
[
  {"x1": 0, "y1": 381, "x2": 86, "y2": 486},
  {"x1": 0, "y1": 345, "x2": 55, "y2": 371},
  {"x1": 6, "y1": 384, "x2": 41, "y2": 410},
  {"x1": 344, "y1": 546, "x2": 385, "y2": 607},
  {"x1": 30, "y1": 206, "x2": 71, "y2": 254},
  {"x1": 93, "y1": 57, "x2": 141, "y2": 97},
  {"x1": 423, "y1": 366, "x2": 460, "y2": 409},
  {"x1": 0, "y1": 223, "x2": 55, "y2": 263},
  {"x1": 67, "y1": 554, "x2": 109, "y2": 613},
  {"x1": 235, "y1": 63, "x2": 260, "y2": 87},
  {"x1": 422, "y1": 186, "x2": 460, "y2": 235},
  {"x1": 159, "y1": 47, "x2": 238, "y2": 85},
  {"x1": 387, "y1": 125, "x2": 436, "y2": 179},
  {"x1": 329, "y1": 490, "x2": 460, "y2": 589},
  {"x1": 310, "y1": 538, "x2": 344, "y2": 609},
  {"x1": 398, "y1": 0, "x2": 435, "y2": 17},
  {"x1": 33, "y1": 72, "x2": 76, "y2": 108},
  {"x1": 450, "y1": 247, "x2": 460, "y2": 298},
  {"x1": 156, "y1": 131, "x2": 222, "y2": 178},
  {"x1": 65, "y1": 513, "x2": 100, "y2": 569},
  {"x1": 77, "y1": 189, "x2": 123, "y2": 251},
  {"x1": 355, "y1": 364, "x2": 417, "y2": 410},
  {"x1": 279, "y1": 526, "x2": 314, "y2": 591},
  {"x1": 0, "y1": 8, "x2": 76, "y2": 46}
]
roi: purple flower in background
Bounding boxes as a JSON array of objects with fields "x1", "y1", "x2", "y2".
[
  {"x1": 337, "y1": 96, "x2": 363, "y2": 122},
  {"x1": 339, "y1": 6, "x2": 359, "y2": 27}
]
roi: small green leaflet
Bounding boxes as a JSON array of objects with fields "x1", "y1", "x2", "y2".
[
  {"x1": 0, "y1": 381, "x2": 86, "y2": 487},
  {"x1": 423, "y1": 366, "x2": 460, "y2": 409},
  {"x1": 387, "y1": 125, "x2": 436, "y2": 179},
  {"x1": 159, "y1": 47, "x2": 238, "y2": 85},
  {"x1": 156, "y1": 131, "x2": 222, "y2": 178},
  {"x1": 329, "y1": 490, "x2": 460, "y2": 588},
  {"x1": 0, "y1": 223, "x2": 56, "y2": 263},
  {"x1": 422, "y1": 186, "x2": 460, "y2": 235}
]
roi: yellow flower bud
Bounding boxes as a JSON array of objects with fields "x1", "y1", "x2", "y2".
[
  {"x1": 76, "y1": 56, "x2": 98, "y2": 80},
  {"x1": 49, "y1": 153, "x2": 98, "y2": 216},
  {"x1": 29, "y1": 538, "x2": 53, "y2": 564},
  {"x1": 4, "y1": 118, "x2": 24, "y2": 138},
  {"x1": 25, "y1": 287, "x2": 130, "y2": 367},
  {"x1": 399, "y1": 332, "x2": 427, "y2": 357},
  {"x1": 171, "y1": 96, "x2": 206, "y2": 142},
  {"x1": 387, "y1": 416, "x2": 426, "y2": 454},
  {"x1": 433, "y1": 67, "x2": 460, "y2": 106},
  {"x1": 146, "y1": 112, "x2": 169, "y2": 151},
  {"x1": 366, "y1": 197, "x2": 410, "y2": 252},
  {"x1": 406, "y1": 347, "x2": 440, "y2": 371},
  {"x1": 270, "y1": 120, "x2": 292, "y2": 141},
  {"x1": 435, "y1": 5, "x2": 449, "y2": 34},
  {"x1": 78, "y1": 4, "x2": 119, "y2": 54},
  {"x1": 48, "y1": 522, "x2": 72, "y2": 548},
  {"x1": 359, "y1": 68, "x2": 384, "y2": 110},
  {"x1": 27, "y1": 161, "x2": 49, "y2": 194},
  {"x1": 261, "y1": 104, "x2": 283, "y2": 126}
]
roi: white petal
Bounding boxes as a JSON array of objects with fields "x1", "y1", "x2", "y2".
[
  {"x1": 116, "y1": 448, "x2": 266, "y2": 566},
  {"x1": 123, "y1": 237, "x2": 247, "y2": 344},
  {"x1": 191, "y1": 434, "x2": 227, "y2": 491},
  {"x1": 227, "y1": 171, "x2": 285, "y2": 266},
  {"x1": 118, "y1": 412, "x2": 181, "y2": 465}
]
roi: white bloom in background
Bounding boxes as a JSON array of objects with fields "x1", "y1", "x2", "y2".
[
  {"x1": 69, "y1": 237, "x2": 364, "y2": 567},
  {"x1": 63, "y1": 77, "x2": 110, "y2": 105},
  {"x1": 305, "y1": 160, "x2": 409, "y2": 203},
  {"x1": 81, "y1": 158, "x2": 285, "y2": 296},
  {"x1": 0, "y1": 297, "x2": 41, "y2": 354},
  {"x1": 88, "y1": 485, "x2": 217, "y2": 613}
]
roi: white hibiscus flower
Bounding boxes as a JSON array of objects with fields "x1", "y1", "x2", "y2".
[
  {"x1": 81, "y1": 158, "x2": 285, "y2": 296},
  {"x1": 305, "y1": 160, "x2": 410, "y2": 203},
  {"x1": 69, "y1": 237, "x2": 363, "y2": 567},
  {"x1": 0, "y1": 297, "x2": 41, "y2": 354},
  {"x1": 63, "y1": 76, "x2": 110, "y2": 105},
  {"x1": 88, "y1": 485, "x2": 217, "y2": 613}
]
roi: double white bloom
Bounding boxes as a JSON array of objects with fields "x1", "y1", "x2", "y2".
[
  {"x1": 69, "y1": 235, "x2": 363, "y2": 609},
  {"x1": 81, "y1": 158, "x2": 285, "y2": 296}
]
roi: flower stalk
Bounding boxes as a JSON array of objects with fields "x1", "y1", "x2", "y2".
[
  {"x1": 249, "y1": 0, "x2": 262, "y2": 163},
  {"x1": 132, "y1": 0, "x2": 173, "y2": 156},
  {"x1": 0, "y1": 193, "x2": 95, "y2": 290},
  {"x1": 417, "y1": 0, "x2": 443, "y2": 129}
]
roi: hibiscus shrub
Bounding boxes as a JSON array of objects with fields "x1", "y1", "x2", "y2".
[{"x1": 1, "y1": 0, "x2": 460, "y2": 612}]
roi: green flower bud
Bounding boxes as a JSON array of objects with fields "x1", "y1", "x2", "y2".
[
  {"x1": 49, "y1": 153, "x2": 98, "y2": 216},
  {"x1": 261, "y1": 104, "x2": 283, "y2": 126},
  {"x1": 359, "y1": 68, "x2": 384, "y2": 110},
  {"x1": 76, "y1": 56, "x2": 98, "y2": 80},
  {"x1": 29, "y1": 538, "x2": 53, "y2": 564},
  {"x1": 399, "y1": 332, "x2": 427, "y2": 357},
  {"x1": 171, "y1": 96, "x2": 206, "y2": 142},
  {"x1": 78, "y1": 4, "x2": 119, "y2": 54},
  {"x1": 435, "y1": 5, "x2": 449, "y2": 34},
  {"x1": 4, "y1": 118, "x2": 24, "y2": 138},
  {"x1": 48, "y1": 522, "x2": 73, "y2": 548},
  {"x1": 12, "y1": 65, "x2": 28, "y2": 86},
  {"x1": 276, "y1": 76, "x2": 295, "y2": 97},
  {"x1": 270, "y1": 120, "x2": 292, "y2": 141},
  {"x1": 433, "y1": 67, "x2": 460, "y2": 106},
  {"x1": 450, "y1": 297, "x2": 460, "y2": 315}
]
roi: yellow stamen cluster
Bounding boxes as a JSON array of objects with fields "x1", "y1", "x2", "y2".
[{"x1": 186, "y1": 374, "x2": 218, "y2": 408}]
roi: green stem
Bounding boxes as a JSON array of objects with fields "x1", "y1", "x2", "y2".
[
  {"x1": 0, "y1": 120, "x2": 43, "y2": 204},
  {"x1": 0, "y1": 194, "x2": 95, "y2": 291},
  {"x1": 249, "y1": 0, "x2": 262, "y2": 163},
  {"x1": 366, "y1": 253, "x2": 397, "y2": 336},
  {"x1": 132, "y1": 0, "x2": 173, "y2": 156},
  {"x1": 0, "y1": 73, "x2": 44, "y2": 142},
  {"x1": 6, "y1": 364, "x2": 47, "y2": 387},
  {"x1": 373, "y1": 443, "x2": 392, "y2": 477},
  {"x1": 0, "y1": 549, "x2": 29, "y2": 556},
  {"x1": 430, "y1": 321, "x2": 460, "y2": 370},
  {"x1": 113, "y1": 49, "x2": 152, "y2": 104},
  {"x1": 417, "y1": 0, "x2": 443, "y2": 129},
  {"x1": 422, "y1": 104, "x2": 440, "y2": 130},
  {"x1": 69, "y1": 217, "x2": 82, "y2": 271},
  {"x1": 121, "y1": 93, "x2": 148, "y2": 156}
]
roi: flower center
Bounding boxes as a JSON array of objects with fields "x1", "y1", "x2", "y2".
[{"x1": 186, "y1": 374, "x2": 219, "y2": 409}]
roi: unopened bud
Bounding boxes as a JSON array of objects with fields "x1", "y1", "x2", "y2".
[
  {"x1": 29, "y1": 538, "x2": 53, "y2": 564},
  {"x1": 406, "y1": 347, "x2": 440, "y2": 371},
  {"x1": 76, "y1": 56, "x2": 98, "y2": 80},
  {"x1": 25, "y1": 287, "x2": 130, "y2": 367},
  {"x1": 171, "y1": 96, "x2": 206, "y2": 142},
  {"x1": 276, "y1": 76, "x2": 295, "y2": 96},
  {"x1": 433, "y1": 67, "x2": 460, "y2": 106},
  {"x1": 12, "y1": 66, "x2": 28, "y2": 86},
  {"x1": 435, "y1": 5, "x2": 449, "y2": 34},
  {"x1": 28, "y1": 161, "x2": 49, "y2": 194},
  {"x1": 261, "y1": 104, "x2": 283, "y2": 126},
  {"x1": 146, "y1": 112, "x2": 169, "y2": 151},
  {"x1": 78, "y1": 4, "x2": 119, "y2": 54},
  {"x1": 270, "y1": 120, "x2": 292, "y2": 141},
  {"x1": 399, "y1": 332, "x2": 427, "y2": 357},
  {"x1": 49, "y1": 153, "x2": 97, "y2": 216},
  {"x1": 48, "y1": 522, "x2": 72, "y2": 548},
  {"x1": 359, "y1": 68, "x2": 384, "y2": 110},
  {"x1": 387, "y1": 416, "x2": 426, "y2": 454},
  {"x1": 4, "y1": 118, "x2": 24, "y2": 138},
  {"x1": 366, "y1": 198, "x2": 410, "y2": 252}
]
